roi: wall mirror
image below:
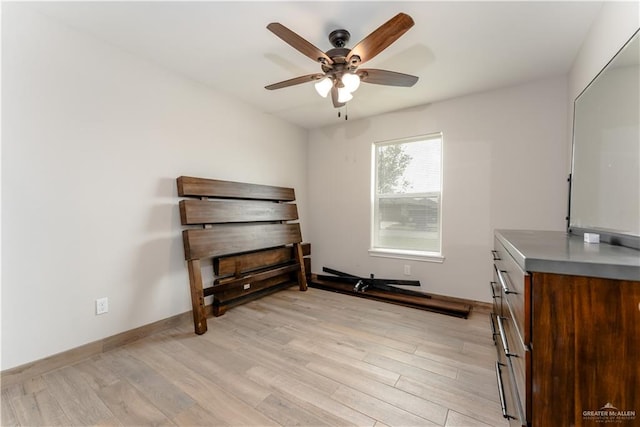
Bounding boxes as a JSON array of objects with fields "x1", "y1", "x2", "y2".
[{"x1": 569, "y1": 29, "x2": 640, "y2": 249}]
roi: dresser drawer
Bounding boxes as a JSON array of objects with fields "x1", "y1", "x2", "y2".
[
  {"x1": 494, "y1": 315, "x2": 526, "y2": 426},
  {"x1": 501, "y1": 314, "x2": 529, "y2": 420},
  {"x1": 495, "y1": 361, "x2": 525, "y2": 426},
  {"x1": 493, "y1": 238, "x2": 530, "y2": 348}
]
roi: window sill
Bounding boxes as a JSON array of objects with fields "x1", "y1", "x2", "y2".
[{"x1": 368, "y1": 248, "x2": 445, "y2": 263}]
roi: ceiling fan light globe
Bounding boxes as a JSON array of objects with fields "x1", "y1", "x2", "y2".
[
  {"x1": 337, "y1": 87, "x2": 353, "y2": 103},
  {"x1": 341, "y1": 73, "x2": 361, "y2": 92},
  {"x1": 314, "y1": 77, "x2": 333, "y2": 98}
]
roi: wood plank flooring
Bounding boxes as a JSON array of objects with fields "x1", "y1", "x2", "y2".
[{"x1": 2, "y1": 288, "x2": 508, "y2": 426}]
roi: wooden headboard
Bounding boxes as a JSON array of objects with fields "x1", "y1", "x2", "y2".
[{"x1": 177, "y1": 176, "x2": 308, "y2": 335}]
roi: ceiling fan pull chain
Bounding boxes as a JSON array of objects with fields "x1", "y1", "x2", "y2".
[{"x1": 337, "y1": 105, "x2": 348, "y2": 120}]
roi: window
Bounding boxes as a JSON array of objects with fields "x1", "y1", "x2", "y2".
[{"x1": 371, "y1": 133, "x2": 443, "y2": 261}]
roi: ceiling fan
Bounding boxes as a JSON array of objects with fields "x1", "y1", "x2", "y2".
[{"x1": 265, "y1": 13, "x2": 419, "y2": 109}]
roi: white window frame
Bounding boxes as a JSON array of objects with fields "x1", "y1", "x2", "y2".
[{"x1": 369, "y1": 133, "x2": 444, "y2": 263}]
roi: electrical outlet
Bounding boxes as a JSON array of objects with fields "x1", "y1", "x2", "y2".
[
  {"x1": 96, "y1": 297, "x2": 109, "y2": 315},
  {"x1": 404, "y1": 265, "x2": 411, "y2": 276}
]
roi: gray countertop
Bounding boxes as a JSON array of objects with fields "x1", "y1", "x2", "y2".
[{"x1": 495, "y1": 230, "x2": 640, "y2": 281}]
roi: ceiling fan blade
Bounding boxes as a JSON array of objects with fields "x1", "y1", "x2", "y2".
[
  {"x1": 265, "y1": 73, "x2": 324, "y2": 90},
  {"x1": 347, "y1": 13, "x2": 414, "y2": 65},
  {"x1": 359, "y1": 69, "x2": 419, "y2": 87},
  {"x1": 331, "y1": 86, "x2": 345, "y2": 108},
  {"x1": 267, "y1": 23, "x2": 334, "y2": 65}
]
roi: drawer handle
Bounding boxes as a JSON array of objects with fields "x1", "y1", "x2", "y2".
[
  {"x1": 491, "y1": 250, "x2": 501, "y2": 261},
  {"x1": 494, "y1": 362, "x2": 515, "y2": 419},
  {"x1": 496, "y1": 315, "x2": 518, "y2": 358},
  {"x1": 490, "y1": 313, "x2": 499, "y2": 340},
  {"x1": 494, "y1": 265, "x2": 517, "y2": 295},
  {"x1": 489, "y1": 281, "x2": 500, "y2": 299},
  {"x1": 495, "y1": 362, "x2": 507, "y2": 418}
]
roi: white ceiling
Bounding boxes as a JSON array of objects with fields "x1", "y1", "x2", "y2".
[{"x1": 29, "y1": 1, "x2": 603, "y2": 129}]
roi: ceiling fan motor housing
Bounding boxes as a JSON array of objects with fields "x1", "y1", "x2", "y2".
[
  {"x1": 329, "y1": 29, "x2": 350, "y2": 48},
  {"x1": 322, "y1": 47, "x2": 351, "y2": 72}
]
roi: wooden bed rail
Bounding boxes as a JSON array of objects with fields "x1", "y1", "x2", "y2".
[{"x1": 177, "y1": 176, "x2": 308, "y2": 334}]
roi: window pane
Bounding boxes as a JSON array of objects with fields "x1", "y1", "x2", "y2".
[
  {"x1": 373, "y1": 134, "x2": 442, "y2": 255},
  {"x1": 374, "y1": 195, "x2": 440, "y2": 252},
  {"x1": 376, "y1": 139, "x2": 441, "y2": 195}
]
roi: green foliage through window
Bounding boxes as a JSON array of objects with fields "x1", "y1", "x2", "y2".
[{"x1": 377, "y1": 144, "x2": 412, "y2": 194}]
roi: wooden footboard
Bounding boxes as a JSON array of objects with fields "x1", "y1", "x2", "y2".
[{"x1": 177, "y1": 176, "x2": 308, "y2": 334}]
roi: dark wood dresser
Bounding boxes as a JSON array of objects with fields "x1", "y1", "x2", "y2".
[{"x1": 490, "y1": 230, "x2": 640, "y2": 426}]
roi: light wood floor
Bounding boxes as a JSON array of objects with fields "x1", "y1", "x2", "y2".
[{"x1": 2, "y1": 288, "x2": 508, "y2": 426}]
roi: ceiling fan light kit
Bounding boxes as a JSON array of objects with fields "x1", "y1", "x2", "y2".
[
  {"x1": 341, "y1": 73, "x2": 361, "y2": 92},
  {"x1": 265, "y1": 12, "x2": 419, "y2": 114},
  {"x1": 314, "y1": 72, "x2": 360, "y2": 99},
  {"x1": 337, "y1": 87, "x2": 353, "y2": 103},
  {"x1": 314, "y1": 77, "x2": 333, "y2": 98}
]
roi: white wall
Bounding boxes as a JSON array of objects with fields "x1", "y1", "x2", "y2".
[
  {"x1": 566, "y1": 1, "x2": 639, "y2": 166},
  {"x1": 569, "y1": 1, "x2": 639, "y2": 101},
  {"x1": 1, "y1": 5, "x2": 308, "y2": 370},
  {"x1": 308, "y1": 77, "x2": 568, "y2": 303}
]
